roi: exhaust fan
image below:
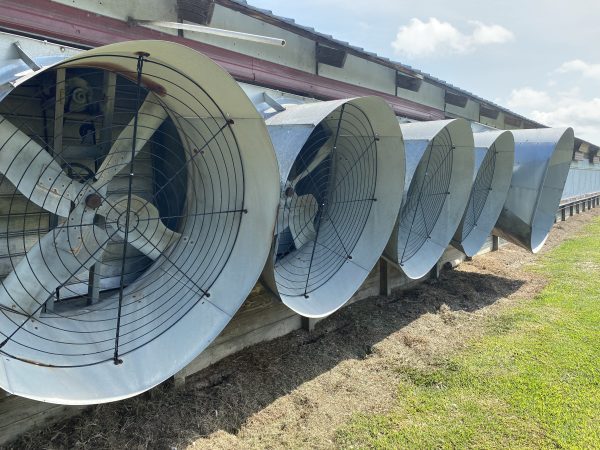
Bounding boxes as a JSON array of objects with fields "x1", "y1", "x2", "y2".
[
  {"x1": 261, "y1": 97, "x2": 404, "y2": 317},
  {"x1": 385, "y1": 119, "x2": 474, "y2": 279},
  {"x1": 451, "y1": 127, "x2": 514, "y2": 256},
  {"x1": 493, "y1": 127, "x2": 574, "y2": 252},
  {"x1": 0, "y1": 40, "x2": 279, "y2": 404}
]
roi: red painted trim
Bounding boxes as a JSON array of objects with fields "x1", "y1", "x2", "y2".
[{"x1": 0, "y1": 0, "x2": 444, "y2": 120}]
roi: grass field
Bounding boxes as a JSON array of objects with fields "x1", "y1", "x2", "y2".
[
  {"x1": 13, "y1": 212, "x2": 599, "y2": 449},
  {"x1": 336, "y1": 217, "x2": 600, "y2": 449}
]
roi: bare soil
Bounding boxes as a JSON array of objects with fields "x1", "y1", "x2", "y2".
[{"x1": 10, "y1": 209, "x2": 600, "y2": 449}]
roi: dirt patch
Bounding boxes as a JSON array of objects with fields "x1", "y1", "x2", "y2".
[{"x1": 11, "y1": 210, "x2": 600, "y2": 449}]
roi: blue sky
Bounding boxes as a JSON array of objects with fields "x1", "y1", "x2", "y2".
[{"x1": 248, "y1": 0, "x2": 600, "y2": 144}]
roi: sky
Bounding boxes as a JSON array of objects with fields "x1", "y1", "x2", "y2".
[{"x1": 247, "y1": 0, "x2": 600, "y2": 144}]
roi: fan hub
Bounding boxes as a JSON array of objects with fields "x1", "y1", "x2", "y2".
[
  {"x1": 117, "y1": 210, "x2": 141, "y2": 232},
  {"x1": 85, "y1": 193, "x2": 104, "y2": 210}
]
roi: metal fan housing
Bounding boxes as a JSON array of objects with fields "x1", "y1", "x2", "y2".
[
  {"x1": 493, "y1": 127, "x2": 574, "y2": 252},
  {"x1": 452, "y1": 128, "x2": 514, "y2": 256},
  {"x1": 262, "y1": 96, "x2": 405, "y2": 318},
  {"x1": 385, "y1": 118, "x2": 474, "y2": 279},
  {"x1": 0, "y1": 40, "x2": 279, "y2": 404}
]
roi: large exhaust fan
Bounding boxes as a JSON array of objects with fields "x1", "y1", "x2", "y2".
[
  {"x1": 451, "y1": 127, "x2": 514, "y2": 256},
  {"x1": 261, "y1": 97, "x2": 405, "y2": 317},
  {"x1": 493, "y1": 127, "x2": 574, "y2": 252},
  {"x1": 385, "y1": 119, "x2": 474, "y2": 279},
  {"x1": 0, "y1": 40, "x2": 279, "y2": 404}
]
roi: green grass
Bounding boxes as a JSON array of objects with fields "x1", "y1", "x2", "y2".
[{"x1": 336, "y1": 218, "x2": 600, "y2": 449}]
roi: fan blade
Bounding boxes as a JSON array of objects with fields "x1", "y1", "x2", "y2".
[
  {"x1": 286, "y1": 194, "x2": 318, "y2": 250},
  {"x1": 98, "y1": 195, "x2": 180, "y2": 260},
  {"x1": 94, "y1": 93, "x2": 168, "y2": 187},
  {"x1": 290, "y1": 136, "x2": 334, "y2": 187},
  {"x1": 0, "y1": 116, "x2": 78, "y2": 217},
  {"x1": 0, "y1": 203, "x2": 110, "y2": 315}
]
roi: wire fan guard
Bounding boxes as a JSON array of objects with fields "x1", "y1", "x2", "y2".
[
  {"x1": 452, "y1": 129, "x2": 514, "y2": 256},
  {"x1": 0, "y1": 41, "x2": 279, "y2": 404},
  {"x1": 386, "y1": 119, "x2": 474, "y2": 279},
  {"x1": 263, "y1": 97, "x2": 404, "y2": 317}
]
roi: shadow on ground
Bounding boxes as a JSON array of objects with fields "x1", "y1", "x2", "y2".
[{"x1": 13, "y1": 269, "x2": 523, "y2": 449}]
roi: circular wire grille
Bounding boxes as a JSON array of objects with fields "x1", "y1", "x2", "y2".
[
  {"x1": 274, "y1": 103, "x2": 377, "y2": 298},
  {"x1": 0, "y1": 54, "x2": 245, "y2": 367},
  {"x1": 398, "y1": 128, "x2": 454, "y2": 264},
  {"x1": 462, "y1": 143, "x2": 497, "y2": 237}
]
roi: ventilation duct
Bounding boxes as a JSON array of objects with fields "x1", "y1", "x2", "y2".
[
  {"x1": 493, "y1": 127, "x2": 574, "y2": 252},
  {"x1": 385, "y1": 119, "x2": 474, "y2": 279},
  {"x1": 0, "y1": 40, "x2": 279, "y2": 404},
  {"x1": 260, "y1": 96, "x2": 404, "y2": 317},
  {"x1": 451, "y1": 128, "x2": 514, "y2": 256}
]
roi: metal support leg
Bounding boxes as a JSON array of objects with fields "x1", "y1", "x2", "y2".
[
  {"x1": 301, "y1": 316, "x2": 318, "y2": 332},
  {"x1": 429, "y1": 262, "x2": 441, "y2": 280},
  {"x1": 173, "y1": 374, "x2": 186, "y2": 389},
  {"x1": 492, "y1": 235, "x2": 500, "y2": 251},
  {"x1": 87, "y1": 264, "x2": 102, "y2": 306},
  {"x1": 379, "y1": 259, "x2": 392, "y2": 297}
]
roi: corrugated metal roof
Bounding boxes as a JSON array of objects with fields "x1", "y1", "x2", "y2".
[{"x1": 227, "y1": 0, "x2": 545, "y2": 127}]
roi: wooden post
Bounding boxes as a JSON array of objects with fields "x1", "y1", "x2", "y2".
[
  {"x1": 561, "y1": 208, "x2": 566, "y2": 221},
  {"x1": 45, "y1": 68, "x2": 66, "y2": 313},
  {"x1": 87, "y1": 72, "x2": 116, "y2": 305},
  {"x1": 379, "y1": 259, "x2": 392, "y2": 297},
  {"x1": 576, "y1": 203, "x2": 580, "y2": 214},
  {"x1": 570, "y1": 205, "x2": 574, "y2": 216}
]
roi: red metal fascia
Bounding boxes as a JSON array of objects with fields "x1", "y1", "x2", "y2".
[{"x1": 0, "y1": 0, "x2": 444, "y2": 120}]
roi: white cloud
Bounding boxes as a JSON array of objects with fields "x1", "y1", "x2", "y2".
[
  {"x1": 506, "y1": 87, "x2": 600, "y2": 144},
  {"x1": 391, "y1": 18, "x2": 514, "y2": 57},
  {"x1": 507, "y1": 87, "x2": 552, "y2": 110},
  {"x1": 469, "y1": 21, "x2": 515, "y2": 45},
  {"x1": 557, "y1": 59, "x2": 600, "y2": 80}
]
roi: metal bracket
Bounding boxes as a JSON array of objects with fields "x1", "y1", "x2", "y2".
[
  {"x1": 262, "y1": 92, "x2": 286, "y2": 112},
  {"x1": 12, "y1": 41, "x2": 42, "y2": 71}
]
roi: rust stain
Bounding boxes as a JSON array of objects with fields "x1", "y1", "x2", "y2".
[{"x1": 65, "y1": 61, "x2": 168, "y2": 97}]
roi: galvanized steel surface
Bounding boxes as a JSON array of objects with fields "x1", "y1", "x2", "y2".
[
  {"x1": 263, "y1": 96, "x2": 404, "y2": 317},
  {"x1": 0, "y1": 40, "x2": 279, "y2": 404},
  {"x1": 452, "y1": 129, "x2": 515, "y2": 256},
  {"x1": 494, "y1": 127, "x2": 574, "y2": 252},
  {"x1": 386, "y1": 119, "x2": 475, "y2": 279}
]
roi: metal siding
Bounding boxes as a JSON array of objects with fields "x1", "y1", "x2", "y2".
[
  {"x1": 396, "y1": 80, "x2": 445, "y2": 111},
  {"x1": 317, "y1": 53, "x2": 396, "y2": 96},
  {"x1": 51, "y1": 0, "x2": 179, "y2": 23},
  {"x1": 204, "y1": 5, "x2": 315, "y2": 73}
]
